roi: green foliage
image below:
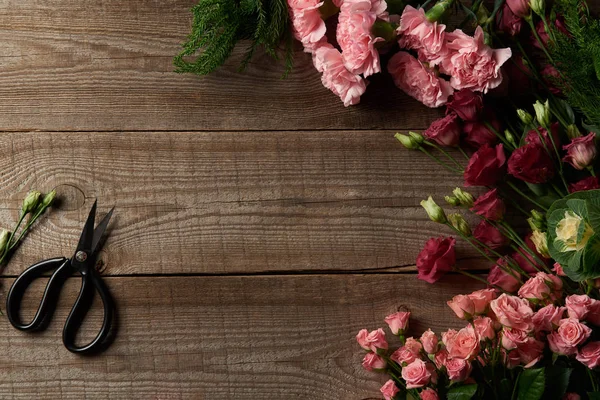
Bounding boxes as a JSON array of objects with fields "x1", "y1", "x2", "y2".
[
  {"x1": 544, "y1": 366, "x2": 573, "y2": 400},
  {"x1": 446, "y1": 384, "x2": 478, "y2": 400},
  {"x1": 517, "y1": 368, "x2": 546, "y2": 400},
  {"x1": 549, "y1": 0, "x2": 600, "y2": 127},
  {"x1": 174, "y1": 0, "x2": 294, "y2": 76}
]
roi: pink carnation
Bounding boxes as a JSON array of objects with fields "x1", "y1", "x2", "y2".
[
  {"x1": 288, "y1": 0, "x2": 327, "y2": 51},
  {"x1": 337, "y1": 0, "x2": 387, "y2": 77},
  {"x1": 397, "y1": 5, "x2": 447, "y2": 62},
  {"x1": 312, "y1": 44, "x2": 367, "y2": 106},
  {"x1": 439, "y1": 27, "x2": 512, "y2": 93},
  {"x1": 388, "y1": 51, "x2": 453, "y2": 108}
]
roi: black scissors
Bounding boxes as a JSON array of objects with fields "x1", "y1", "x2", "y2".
[{"x1": 6, "y1": 200, "x2": 116, "y2": 354}]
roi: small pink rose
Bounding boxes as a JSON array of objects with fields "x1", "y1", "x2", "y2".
[
  {"x1": 473, "y1": 316, "x2": 496, "y2": 341},
  {"x1": 517, "y1": 336, "x2": 545, "y2": 368},
  {"x1": 501, "y1": 328, "x2": 529, "y2": 351},
  {"x1": 362, "y1": 352, "x2": 387, "y2": 371},
  {"x1": 563, "y1": 132, "x2": 597, "y2": 170},
  {"x1": 356, "y1": 329, "x2": 370, "y2": 350},
  {"x1": 576, "y1": 341, "x2": 600, "y2": 369},
  {"x1": 587, "y1": 300, "x2": 600, "y2": 326},
  {"x1": 447, "y1": 294, "x2": 475, "y2": 320},
  {"x1": 549, "y1": 318, "x2": 592, "y2": 355},
  {"x1": 420, "y1": 388, "x2": 440, "y2": 400},
  {"x1": 401, "y1": 359, "x2": 431, "y2": 389},
  {"x1": 518, "y1": 272, "x2": 562, "y2": 304},
  {"x1": 442, "y1": 329, "x2": 458, "y2": 347},
  {"x1": 433, "y1": 349, "x2": 448, "y2": 369},
  {"x1": 447, "y1": 325, "x2": 480, "y2": 361},
  {"x1": 421, "y1": 329, "x2": 439, "y2": 354},
  {"x1": 532, "y1": 304, "x2": 565, "y2": 332},
  {"x1": 390, "y1": 337, "x2": 422, "y2": 366},
  {"x1": 356, "y1": 328, "x2": 388, "y2": 352},
  {"x1": 385, "y1": 311, "x2": 411, "y2": 335},
  {"x1": 490, "y1": 293, "x2": 534, "y2": 331},
  {"x1": 471, "y1": 189, "x2": 505, "y2": 221},
  {"x1": 380, "y1": 379, "x2": 400, "y2": 400},
  {"x1": 553, "y1": 262, "x2": 567, "y2": 276},
  {"x1": 445, "y1": 357, "x2": 472, "y2": 382},
  {"x1": 468, "y1": 289, "x2": 497, "y2": 315},
  {"x1": 566, "y1": 294, "x2": 594, "y2": 320}
]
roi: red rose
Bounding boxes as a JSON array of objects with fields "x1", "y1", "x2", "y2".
[
  {"x1": 496, "y1": 4, "x2": 523, "y2": 36},
  {"x1": 416, "y1": 237, "x2": 456, "y2": 283},
  {"x1": 464, "y1": 144, "x2": 506, "y2": 186},
  {"x1": 525, "y1": 123, "x2": 561, "y2": 149},
  {"x1": 474, "y1": 220, "x2": 508, "y2": 250},
  {"x1": 446, "y1": 89, "x2": 483, "y2": 121},
  {"x1": 471, "y1": 188, "x2": 505, "y2": 220},
  {"x1": 424, "y1": 113, "x2": 461, "y2": 147},
  {"x1": 569, "y1": 176, "x2": 600, "y2": 193},
  {"x1": 508, "y1": 143, "x2": 555, "y2": 183}
]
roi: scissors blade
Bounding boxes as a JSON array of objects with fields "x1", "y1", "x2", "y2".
[
  {"x1": 75, "y1": 200, "x2": 97, "y2": 254},
  {"x1": 91, "y1": 207, "x2": 114, "y2": 254}
]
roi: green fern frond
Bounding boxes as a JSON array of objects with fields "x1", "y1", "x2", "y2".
[{"x1": 174, "y1": 0, "x2": 293, "y2": 76}]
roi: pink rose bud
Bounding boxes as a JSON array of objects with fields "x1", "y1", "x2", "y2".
[
  {"x1": 390, "y1": 337, "x2": 423, "y2": 366},
  {"x1": 420, "y1": 329, "x2": 439, "y2": 354},
  {"x1": 423, "y1": 113, "x2": 462, "y2": 147},
  {"x1": 433, "y1": 349, "x2": 448, "y2": 369},
  {"x1": 362, "y1": 352, "x2": 387, "y2": 371},
  {"x1": 441, "y1": 329, "x2": 458, "y2": 347},
  {"x1": 447, "y1": 325, "x2": 480, "y2": 361},
  {"x1": 468, "y1": 289, "x2": 497, "y2": 315},
  {"x1": 471, "y1": 189, "x2": 506, "y2": 221},
  {"x1": 380, "y1": 379, "x2": 400, "y2": 400},
  {"x1": 488, "y1": 262, "x2": 521, "y2": 293},
  {"x1": 446, "y1": 89, "x2": 483, "y2": 122},
  {"x1": 473, "y1": 316, "x2": 496, "y2": 341},
  {"x1": 501, "y1": 328, "x2": 529, "y2": 350},
  {"x1": 420, "y1": 388, "x2": 440, "y2": 400},
  {"x1": 356, "y1": 328, "x2": 388, "y2": 352},
  {"x1": 563, "y1": 132, "x2": 597, "y2": 170},
  {"x1": 445, "y1": 357, "x2": 472, "y2": 382},
  {"x1": 384, "y1": 311, "x2": 411, "y2": 335},
  {"x1": 490, "y1": 294, "x2": 535, "y2": 332},
  {"x1": 401, "y1": 359, "x2": 432, "y2": 389},
  {"x1": 518, "y1": 272, "x2": 563, "y2": 304},
  {"x1": 356, "y1": 329, "x2": 371, "y2": 351},
  {"x1": 576, "y1": 341, "x2": 600, "y2": 369},
  {"x1": 532, "y1": 304, "x2": 565, "y2": 332},
  {"x1": 566, "y1": 294, "x2": 594, "y2": 320},
  {"x1": 553, "y1": 262, "x2": 567, "y2": 276},
  {"x1": 447, "y1": 294, "x2": 475, "y2": 320}
]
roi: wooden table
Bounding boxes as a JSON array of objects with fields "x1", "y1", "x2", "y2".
[{"x1": 0, "y1": 1, "x2": 484, "y2": 398}]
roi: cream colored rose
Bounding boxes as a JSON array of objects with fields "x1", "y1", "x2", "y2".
[{"x1": 555, "y1": 211, "x2": 594, "y2": 252}]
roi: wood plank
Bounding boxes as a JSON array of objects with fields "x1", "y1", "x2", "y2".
[
  {"x1": 0, "y1": 274, "x2": 483, "y2": 399},
  {"x1": 0, "y1": 131, "x2": 482, "y2": 276},
  {"x1": 0, "y1": 0, "x2": 442, "y2": 132}
]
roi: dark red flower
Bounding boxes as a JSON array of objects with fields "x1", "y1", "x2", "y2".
[
  {"x1": 508, "y1": 143, "x2": 555, "y2": 183},
  {"x1": 496, "y1": 4, "x2": 523, "y2": 36},
  {"x1": 464, "y1": 121, "x2": 498, "y2": 148},
  {"x1": 416, "y1": 237, "x2": 456, "y2": 284},
  {"x1": 471, "y1": 189, "x2": 506, "y2": 221},
  {"x1": 533, "y1": 15, "x2": 569, "y2": 49},
  {"x1": 540, "y1": 64, "x2": 562, "y2": 95},
  {"x1": 424, "y1": 113, "x2": 461, "y2": 147},
  {"x1": 474, "y1": 220, "x2": 508, "y2": 250},
  {"x1": 446, "y1": 89, "x2": 483, "y2": 122},
  {"x1": 505, "y1": 56, "x2": 532, "y2": 95},
  {"x1": 525, "y1": 123, "x2": 561, "y2": 150},
  {"x1": 464, "y1": 144, "x2": 506, "y2": 186},
  {"x1": 569, "y1": 176, "x2": 600, "y2": 193}
]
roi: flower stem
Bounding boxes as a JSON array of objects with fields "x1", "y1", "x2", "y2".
[
  {"x1": 418, "y1": 147, "x2": 463, "y2": 174},
  {"x1": 423, "y1": 141, "x2": 464, "y2": 169},
  {"x1": 506, "y1": 181, "x2": 548, "y2": 211}
]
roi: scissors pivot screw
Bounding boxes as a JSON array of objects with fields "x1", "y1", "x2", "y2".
[{"x1": 75, "y1": 251, "x2": 88, "y2": 262}]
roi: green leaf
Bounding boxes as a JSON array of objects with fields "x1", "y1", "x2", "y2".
[
  {"x1": 517, "y1": 368, "x2": 546, "y2": 400},
  {"x1": 583, "y1": 234, "x2": 600, "y2": 279},
  {"x1": 447, "y1": 384, "x2": 478, "y2": 400},
  {"x1": 589, "y1": 393, "x2": 600, "y2": 400},
  {"x1": 554, "y1": 98, "x2": 576, "y2": 125},
  {"x1": 544, "y1": 366, "x2": 573, "y2": 400}
]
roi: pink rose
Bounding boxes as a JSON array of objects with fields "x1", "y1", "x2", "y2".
[
  {"x1": 447, "y1": 294, "x2": 475, "y2": 320},
  {"x1": 388, "y1": 51, "x2": 454, "y2": 108},
  {"x1": 439, "y1": 27, "x2": 512, "y2": 93},
  {"x1": 288, "y1": 0, "x2": 327, "y2": 51},
  {"x1": 570, "y1": 176, "x2": 600, "y2": 193},
  {"x1": 587, "y1": 300, "x2": 600, "y2": 326},
  {"x1": 471, "y1": 189, "x2": 505, "y2": 221},
  {"x1": 380, "y1": 380, "x2": 400, "y2": 400},
  {"x1": 442, "y1": 329, "x2": 457, "y2": 347},
  {"x1": 548, "y1": 318, "x2": 592, "y2": 355},
  {"x1": 356, "y1": 328, "x2": 388, "y2": 352},
  {"x1": 566, "y1": 294, "x2": 594, "y2": 320},
  {"x1": 496, "y1": 4, "x2": 523, "y2": 36},
  {"x1": 553, "y1": 262, "x2": 567, "y2": 276},
  {"x1": 464, "y1": 144, "x2": 506, "y2": 186},
  {"x1": 501, "y1": 328, "x2": 528, "y2": 350},
  {"x1": 446, "y1": 89, "x2": 483, "y2": 121},
  {"x1": 468, "y1": 289, "x2": 497, "y2": 314},
  {"x1": 563, "y1": 132, "x2": 597, "y2": 170},
  {"x1": 576, "y1": 341, "x2": 600, "y2": 369},
  {"x1": 474, "y1": 220, "x2": 508, "y2": 251},
  {"x1": 421, "y1": 329, "x2": 439, "y2": 354},
  {"x1": 447, "y1": 325, "x2": 480, "y2": 361},
  {"x1": 445, "y1": 357, "x2": 472, "y2": 382},
  {"x1": 398, "y1": 5, "x2": 447, "y2": 63},
  {"x1": 420, "y1": 388, "x2": 440, "y2": 400},
  {"x1": 362, "y1": 352, "x2": 387, "y2": 370},
  {"x1": 487, "y1": 262, "x2": 521, "y2": 293},
  {"x1": 391, "y1": 337, "x2": 422, "y2": 365},
  {"x1": 337, "y1": 0, "x2": 386, "y2": 76},
  {"x1": 502, "y1": 348, "x2": 521, "y2": 368},
  {"x1": 517, "y1": 336, "x2": 545, "y2": 368},
  {"x1": 506, "y1": 0, "x2": 529, "y2": 17},
  {"x1": 423, "y1": 113, "x2": 461, "y2": 147},
  {"x1": 464, "y1": 121, "x2": 498, "y2": 148},
  {"x1": 433, "y1": 349, "x2": 448, "y2": 369},
  {"x1": 312, "y1": 44, "x2": 367, "y2": 106},
  {"x1": 402, "y1": 359, "x2": 431, "y2": 389},
  {"x1": 385, "y1": 311, "x2": 411, "y2": 335},
  {"x1": 416, "y1": 237, "x2": 456, "y2": 284},
  {"x1": 518, "y1": 272, "x2": 562, "y2": 303},
  {"x1": 533, "y1": 304, "x2": 565, "y2": 332},
  {"x1": 490, "y1": 294, "x2": 534, "y2": 331},
  {"x1": 473, "y1": 316, "x2": 496, "y2": 341}
]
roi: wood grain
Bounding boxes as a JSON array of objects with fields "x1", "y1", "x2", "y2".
[
  {"x1": 0, "y1": 274, "x2": 482, "y2": 399},
  {"x1": 0, "y1": 131, "x2": 484, "y2": 276},
  {"x1": 0, "y1": 0, "x2": 443, "y2": 132}
]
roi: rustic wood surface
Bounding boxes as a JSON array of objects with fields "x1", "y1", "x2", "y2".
[{"x1": 0, "y1": 0, "x2": 491, "y2": 399}]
